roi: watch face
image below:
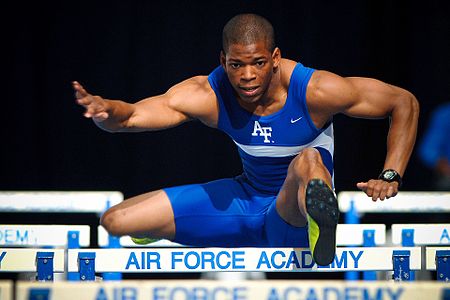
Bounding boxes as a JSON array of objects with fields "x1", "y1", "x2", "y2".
[{"x1": 384, "y1": 170, "x2": 395, "y2": 180}]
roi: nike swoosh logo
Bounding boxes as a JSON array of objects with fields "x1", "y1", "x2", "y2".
[{"x1": 290, "y1": 116, "x2": 303, "y2": 123}]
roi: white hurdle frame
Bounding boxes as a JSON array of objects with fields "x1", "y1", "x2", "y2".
[
  {"x1": 15, "y1": 280, "x2": 450, "y2": 300},
  {"x1": 392, "y1": 224, "x2": 450, "y2": 246},
  {"x1": 338, "y1": 191, "x2": 450, "y2": 214},
  {"x1": 0, "y1": 191, "x2": 123, "y2": 214}
]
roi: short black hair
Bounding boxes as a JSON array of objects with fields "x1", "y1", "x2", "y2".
[{"x1": 222, "y1": 14, "x2": 275, "y2": 54}]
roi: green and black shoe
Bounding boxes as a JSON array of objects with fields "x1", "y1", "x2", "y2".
[
  {"x1": 130, "y1": 237, "x2": 160, "y2": 245},
  {"x1": 306, "y1": 178, "x2": 339, "y2": 266}
]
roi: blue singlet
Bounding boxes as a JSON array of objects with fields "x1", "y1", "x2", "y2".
[{"x1": 163, "y1": 63, "x2": 334, "y2": 247}]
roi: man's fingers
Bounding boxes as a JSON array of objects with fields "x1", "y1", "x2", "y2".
[
  {"x1": 379, "y1": 185, "x2": 388, "y2": 201},
  {"x1": 92, "y1": 112, "x2": 109, "y2": 122},
  {"x1": 72, "y1": 81, "x2": 89, "y2": 99},
  {"x1": 359, "y1": 180, "x2": 399, "y2": 201},
  {"x1": 76, "y1": 96, "x2": 93, "y2": 106},
  {"x1": 386, "y1": 185, "x2": 394, "y2": 199},
  {"x1": 356, "y1": 182, "x2": 367, "y2": 191}
]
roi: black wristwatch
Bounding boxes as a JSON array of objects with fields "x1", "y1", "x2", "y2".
[{"x1": 378, "y1": 169, "x2": 402, "y2": 187}]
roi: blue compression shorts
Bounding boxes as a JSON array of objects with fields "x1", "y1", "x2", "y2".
[{"x1": 163, "y1": 175, "x2": 309, "y2": 247}]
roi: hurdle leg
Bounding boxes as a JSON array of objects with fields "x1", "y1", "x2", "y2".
[
  {"x1": 436, "y1": 250, "x2": 450, "y2": 282},
  {"x1": 67, "y1": 231, "x2": 80, "y2": 281},
  {"x1": 101, "y1": 234, "x2": 122, "y2": 281},
  {"x1": 400, "y1": 228, "x2": 416, "y2": 281},
  {"x1": 344, "y1": 200, "x2": 360, "y2": 280},
  {"x1": 393, "y1": 250, "x2": 413, "y2": 281},
  {"x1": 362, "y1": 229, "x2": 377, "y2": 280},
  {"x1": 36, "y1": 252, "x2": 55, "y2": 282}
]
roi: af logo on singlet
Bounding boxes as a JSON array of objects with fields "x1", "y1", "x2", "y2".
[{"x1": 252, "y1": 121, "x2": 273, "y2": 143}]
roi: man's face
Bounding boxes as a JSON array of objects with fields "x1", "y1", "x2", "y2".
[{"x1": 221, "y1": 41, "x2": 280, "y2": 104}]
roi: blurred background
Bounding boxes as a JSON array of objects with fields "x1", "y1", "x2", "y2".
[
  {"x1": 1, "y1": 0, "x2": 448, "y2": 281},
  {"x1": 2, "y1": 1, "x2": 449, "y2": 195},
  {"x1": 2, "y1": 0, "x2": 449, "y2": 199}
]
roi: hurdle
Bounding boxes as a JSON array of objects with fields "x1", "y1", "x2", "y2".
[
  {"x1": 0, "y1": 249, "x2": 64, "y2": 281},
  {"x1": 338, "y1": 191, "x2": 450, "y2": 280},
  {"x1": 391, "y1": 224, "x2": 450, "y2": 246},
  {"x1": 15, "y1": 280, "x2": 450, "y2": 300},
  {"x1": 0, "y1": 191, "x2": 123, "y2": 214},
  {"x1": 0, "y1": 191, "x2": 123, "y2": 281},
  {"x1": 98, "y1": 223, "x2": 385, "y2": 281},
  {"x1": 0, "y1": 225, "x2": 91, "y2": 282},
  {"x1": 0, "y1": 281, "x2": 12, "y2": 300},
  {"x1": 338, "y1": 191, "x2": 450, "y2": 224},
  {"x1": 67, "y1": 247, "x2": 421, "y2": 281}
]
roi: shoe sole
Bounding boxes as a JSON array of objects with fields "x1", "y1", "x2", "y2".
[{"x1": 306, "y1": 179, "x2": 339, "y2": 266}]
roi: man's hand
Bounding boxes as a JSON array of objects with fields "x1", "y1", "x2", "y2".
[
  {"x1": 356, "y1": 180, "x2": 399, "y2": 201},
  {"x1": 73, "y1": 81, "x2": 109, "y2": 122}
]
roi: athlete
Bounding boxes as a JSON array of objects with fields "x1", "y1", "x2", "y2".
[{"x1": 73, "y1": 14, "x2": 419, "y2": 266}]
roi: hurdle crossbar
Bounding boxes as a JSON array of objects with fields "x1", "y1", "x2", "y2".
[
  {"x1": 98, "y1": 224, "x2": 386, "y2": 248},
  {"x1": 15, "y1": 280, "x2": 450, "y2": 300},
  {"x1": 0, "y1": 225, "x2": 90, "y2": 247},
  {"x1": 392, "y1": 224, "x2": 450, "y2": 246},
  {"x1": 68, "y1": 247, "x2": 421, "y2": 274},
  {"x1": 338, "y1": 191, "x2": 450, "y2": 213},
  {"x1": 0, "y1": 191, "x2": 123, "y2": 214},
  {"x1": 0, "y1": 281, "x2": 12, "y2": 300},
  {"x1": 0, "y1": 248, "x2": 64, "y2": 273}
]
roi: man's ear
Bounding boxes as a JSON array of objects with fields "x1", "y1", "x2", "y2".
[
  {"x1": 272, "y1": 47, "x2": 281, "y2": 69},
  {"x1": 220, "y1": 50, "x2": 226, "y2": 68}
]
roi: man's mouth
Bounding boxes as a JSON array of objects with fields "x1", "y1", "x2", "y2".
[{"x1": 239, "y1": 86, "x2": 260, "y2": 96}]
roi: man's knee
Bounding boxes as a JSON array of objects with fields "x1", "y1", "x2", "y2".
[
  {"x1": 100, "y1": 206, "x2": 126, "y2": 236},
  {"x1": 290, "y1": 148, "x2": 323, "y2": 174}
]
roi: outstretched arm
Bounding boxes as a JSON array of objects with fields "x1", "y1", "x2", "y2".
[
  {"x1": 307, "y1": 71, "x2": 420, "y2": 200},
  {"x1": 73, "y1": 76, "x2": 217, "y2": 132}
]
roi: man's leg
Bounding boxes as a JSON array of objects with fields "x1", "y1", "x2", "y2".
[
  {"x1": 100, "y1": 189, "x2": 175, "y2": 240},
  {"x1": 276, "y1": 147, "x2": 339, "y2": 265}
]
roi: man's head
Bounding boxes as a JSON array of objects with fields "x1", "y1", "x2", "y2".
[
  {"x1": 222, "y1": 14, "x2": 275, "y2": 54},
  {"x1": 220, "y1": 14, "x2": 280, "y2": 104}
]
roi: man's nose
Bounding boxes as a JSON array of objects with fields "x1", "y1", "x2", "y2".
[{"x1": 241, "y1": 66, "x2": 256, "y2": 81}]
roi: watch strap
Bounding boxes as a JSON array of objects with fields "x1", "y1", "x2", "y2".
[{"x1": 378, "y1": 169, "x2": 402, "y2": 187}]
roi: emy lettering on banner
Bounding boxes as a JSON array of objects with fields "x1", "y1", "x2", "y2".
[{"x1": 0, "y1": 229, "x2": 32, "y2": 245}]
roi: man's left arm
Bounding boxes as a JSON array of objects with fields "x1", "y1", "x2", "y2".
[{"x1": 308, "y1": 71, "x2": 420, "y2": 201}]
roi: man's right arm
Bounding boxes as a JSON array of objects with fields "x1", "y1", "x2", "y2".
[{"x1": 73, "y1": 76, "x2": 217, "y2": 132}]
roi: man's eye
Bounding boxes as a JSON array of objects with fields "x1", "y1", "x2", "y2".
[
  {"x1": 256, "y1": 61, "x2": 265, "y2": 67},
  {"x1": 230, "y1": 63, "x2": 241, "y2": 69}
]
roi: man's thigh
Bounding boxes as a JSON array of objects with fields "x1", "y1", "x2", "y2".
[
  {"x1": 101, "y1": 189, "x2": 176, "y2": 239},
  {"x1": 164, "y1": 177, "x2": 274, "y2": 247}
]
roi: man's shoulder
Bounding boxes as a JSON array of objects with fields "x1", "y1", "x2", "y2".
[
  {"x1": 281, "y1": 59, "x2": 305, "y2": 88},
  {"x1": 178, "y1": 75, "x2": 214, "y2": 95}
]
